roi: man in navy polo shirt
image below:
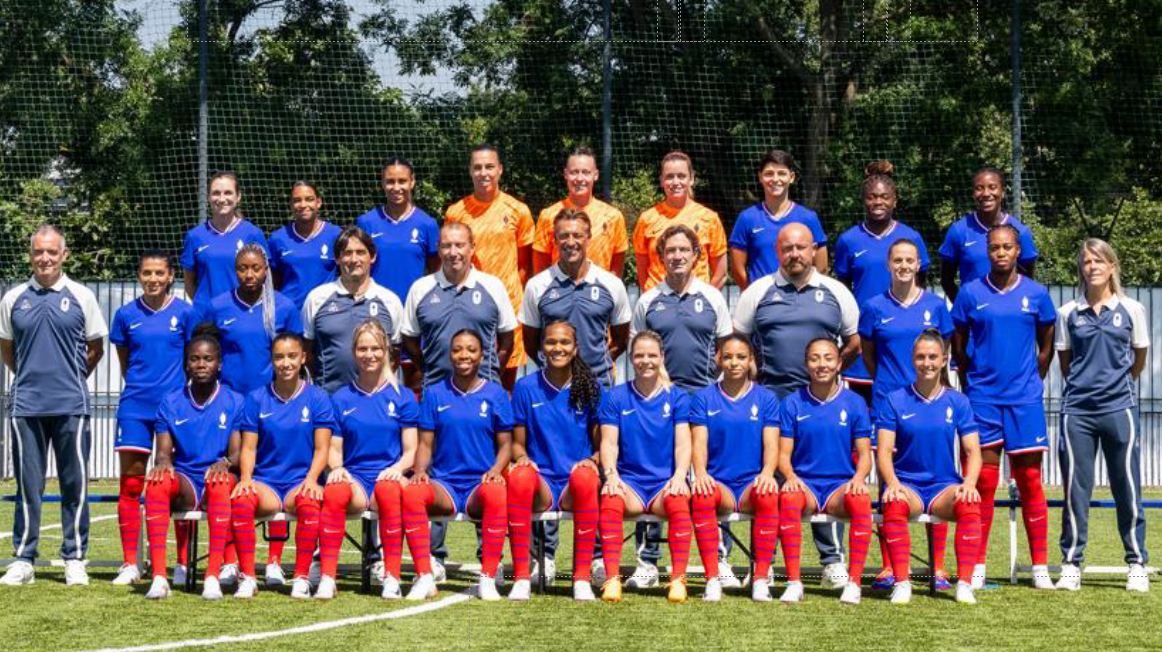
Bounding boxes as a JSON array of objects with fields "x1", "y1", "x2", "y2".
[
  {"x1": 0, "y1": 226, "x2": 107, "y2": 587},
  {"x1": 733, "y1": 222, "x2": 861, "y2": 591}
]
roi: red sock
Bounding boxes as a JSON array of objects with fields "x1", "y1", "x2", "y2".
[
  {"x1": 231, "y1": 492, "x2": 260, "y2": 577},
  {"x1": 224, "y1": 539, "x2": 237, "y2": 566},
  {"x1": 928, "y1": 522, "x2": 949, "y2": 573},
  {"x1": 1012, "y1": 455, "x2": 1049, "y2": 566},
  {"x1": 203, "y1": 478, "x2": 235, "y2": 579},
  {"x1": 320, "y1": 483, "x2": 351, "y2": 578},
  {"x1": 750, "y1": 489, "x2": 779, "y2": 580},
  {"x1": 267, "y1": 522, "x2": 289, "y2": 565},
  {"x1": 974, "y1": 460, "x2": 1001, "y2": 566},
  {"x1": 505, "y1": 465, "x2": 539, "y2": 580},
  {"x1": 293, "y1": 496, "x2": 322, "y2": 579},
  {"x1": 779, "y1": 491, "x2": 805, "y2": 581},
  {"x1": 118, "y1": 475, "x2": 145, "y2": 566},
  {"x1": 600, "y1": 494, "x2": 626, "y2": 580},
  {"x1": 402, "y1": 483, "x2": 435, "y2": 576},
  {"x1": 374, "y1": 479, "x2": 404, "y2": 580},
  {"x1": 144, "y1": 476, "x2": 178, "y2": 578},
  {"x1": 882, "y1": 499, "x2": 912, "y2": 582},
  {"x1": 953, "y1": 499, "x2": 982, "y2": 581},
  {"x1": 568, "y1": 466, "x2": 600, "y2": 582},
  {"x1": 844, "y1": 493, "x2": 873, "y2": 585},
  {"x1": 663, "y1": 495, "x2": 694, "y2": 580},
  {"x1": 477, "y1": 482, "x2": 507, "y2": 577},
  {"x1": 691, "y1": 488, "x2": 721, "y2": 580},
  {"x1": 877, "y1": 525, "x2": 893, "y2": 574},
  {"x1": 175, "y1": 520, "x2": 190, "y2": 567}
]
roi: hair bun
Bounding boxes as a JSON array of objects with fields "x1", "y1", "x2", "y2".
[
  {"x1": 865, "y1": 159, "x2": 894, "y2": 177},
  {"x1": 191, "y1": 321, "x2": 222, "y2": 341}
]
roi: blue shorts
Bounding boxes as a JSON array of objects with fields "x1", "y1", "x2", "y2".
[
  {"x1": 801, "y1": 477, "x2": 848, "y2": 514},
  {"x1": 430, "y1": 478, "x2": 486, "y2": 513},
  {"x1": 115, "y1": 418, "x2": 154, "y2": 454},
  {"x1": 722, "y1": 478, "x2": 755, "y2": 505},
  {"x1": 175, "y1": 470, "x2": 206, "y2": 506},
  {"x1": 253, "y1": 476, "x2": 306, "y2": 507},
  {"x1": 900, "y1": 481, "x2": 958, "y2": 513},
  {"x1": 621, "y1": 476, "x2": 668, "y2": 511},
  {"x1": 538, "y1": 476, "x2": 569, "y2": 511},
  {"x1": 972, "y1": 402, "x2": 1048, "y2": 454}
]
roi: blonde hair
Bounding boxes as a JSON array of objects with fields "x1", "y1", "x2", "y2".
[
  {"x1": 350, "y1": 319, "x2": 399, "y2": 391},
  {"x1": 630, "y1": 330, "x2": 671, "y2": 389},
  {"x1": 1077, "y1": 238, "x2": 1124, "y2": 298}
]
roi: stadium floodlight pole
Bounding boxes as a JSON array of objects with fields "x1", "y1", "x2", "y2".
[
  {"x1": 197, "y1": 0, "x2": 209, "y2": 223},
  {"x1": 1010, "y1": 0, "x2": 1022, "y2": 221},
  {"x1": 601, "y1": 0, "x2": 612, "y2": 201}
]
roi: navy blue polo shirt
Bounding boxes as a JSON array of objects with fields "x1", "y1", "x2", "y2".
[
  {"x1": 631, "y1": 278, "x2": 732, "y2": 390},
  {"x1": 1056, "y1": 294, "x2": 1149, "y2": 414},
  {"x1": 302, "y1": 279, "x2": 403, "y2": 394}
]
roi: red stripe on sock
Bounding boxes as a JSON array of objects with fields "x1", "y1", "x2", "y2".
[
  {"x1": 600, "y1": 494, "x2": 626, "y2": 580},
  {"x1": 779, "y1": 491, "x2": 805, "y2": 582}
]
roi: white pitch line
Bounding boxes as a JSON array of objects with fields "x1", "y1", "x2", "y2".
[
  {"x1": 0, "y1": 514, "x2": 118, "y2": 540},
  {"x1": 77, "y1": 590, "x2": 473, "y2": 652}
]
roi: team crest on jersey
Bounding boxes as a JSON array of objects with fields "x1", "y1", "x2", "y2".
[
  {"x1": 591, "y1": 286, "x2": 600, "y2": 301},
  {"x1": 430, "y1": 295, "x2": 441, "y2": 304},
  {"x1": 750, "y1": 404, "x2": 759, "y2": 421},
  {"x1": 301, "y1": 406, "x2": 311, "y2": 422},
  {"x1": 695, "y1": 298, "x2": 704, "y2": 313},
  {"x1": 923, "y1": 310, "x2": 932, "y2": 325},
  {"x1": 19, "y1": 299, "x2": 30, "y2": 311},
  {"x1": 328, "y1": 302, "x2": 340, "y2": 312},
  {"x1": 945, "y1": 406, "x2": 954, "y2": 424},
  {"x1": 219, "y1": 412, "x2": 228, "y2": 429},
  {"x1": 411, "y1": 228, "x2": 419, "y2": 243},
  {"x1": 170, "y1": 315, "x2": 179, "y2": 331},
  {"x1": 472, "y1": 291, "x2": 482, "y2": 305},
  {"x1": 388, "y1": 401, "x2": 396, "y2": 417},
  {"x1": 1113, "y1": 312, "x2": 1123, "y2": 328},
  {"x1": 653, "y1": 303, "x2": 665, "y2": 312},
  {"x1": 1021, "y1": 296, "x2": 1031, "y2": 312},
  {"x1": 839, "y1": 409, "x2": 848, "y2": 425},
  {"x1": 369, "y1": 302, "x2": 379, "y2": 317},
  {"x1": 814, "y1": 290, "x2": 824, "y2": 303},
  {"x1": 320, "y1": 244, "x2": 329, "y2": 259},
  {"x1": 663, "y1": 402, "x2": 671, "y2": 417},
  {"x1": 236, "y1": 240, "x2": 244, "y2": 251},
  {"x1": 480, "y1": 400, "x2": 490, "y2": 417},
  {"x1": 549, "y1": 289, "x2": 560, "y2": 300},
  {"x1": 59, "y1": 297, "x2": 71, "y2": 312}
]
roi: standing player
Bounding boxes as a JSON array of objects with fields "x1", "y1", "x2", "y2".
[
  {"x1": 521, "y1": 208, "x2": 631, "y2": 388},
  {"x1": 1055, "y1": 239, "x2": 1150, "y2": 592},
  {"x1": 142, "y1": 326, "x2": 245, "y2": 600},
  {"x1": 777, "y1": 338, "x2": 875, "y2": 604},
  {"x1": 230, "y1": 334, "x2": 339, "y2": 599},
  {"x1": 532, "y1": 146, "x2": 628, "y2": 275},
  {"x1": 404, "y1": 329, "x2": 514, "y2": 601},
  {"x1": 877, "y1": 330, "x2": 983, "y2": 604},
  {"x1": 109, "y1": 251, "x2": 197, "y2": 585},
  {"x1": 951, "y1": 224, "x2": 1056, "y2": 590},
  {"x1": 269, "y1": 181, "x2": 341, "y2": 311},
  {"x1": 182, "y1": 172, "x2": 268, "y2": 307},
  {"x1": 196, "y1": 245, "x2": 302, "y2": 397},
  {"x1": 939, "y1": 167, "x2": 1038, "y2": 304},
  {"x1": 506, "y1": 321, "x2": 604, "y2": 601},
  {"x1": 444, "y1": 145, "x2": 534, "y2": 389},
  {"x1": 325, "y1": 320, "x2": 420, "y2": 599},
  {"x1": 0, "y1": 226, "x2": 107, "y2": 587},
  {"x1": 729, "y1": 149, "x2": 827, "y2": 289},
  {"x1": 597, "y1": 331, "x2": 694, "y2": 603},
  {"x1": 633, "y1": 151, "x2": 728, "y2": 292},
  {"x1": 689, "y1": 335, "x2": 782, "y2": 602}
]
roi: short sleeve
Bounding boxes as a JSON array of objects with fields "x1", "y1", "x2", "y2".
[
  {"x1": 240, "y1": 394, "x2": 260, "y2": 433},
  {"x1": 857, "y1": 302, "x2": 876, "y2": 340},
  {"x1": 687, "y1": 391, "x2": 708, "y2": 427},
  {"x1": 805, "y1": 212, "x2": 828, "y2": 245},
  {"x1": 490, "y1": 389, "x2": 515, "y2": 432},
  {"x1": 491, "y1": 279, "x2": 519, "y2": 333},
  {"x1": 610, "y1": 210, "x2": 629, "y2": 254},
  {"x1": 153, "y1": 398, "x2": 173, "y2": 436},
  {"x1": 629, "y1": 291, "x2": 652, "y2": 338},
  {"x1": 916, "y1": 233, "x2": 932, "y2": 272},
  {"x1": 109, "y1": 307, "x2": 129, "y2": 347},
  {"x1": 0, "y1": 289, "x2": 16, "y2": 340},
  {"x1": 597, "y1": 390, "x2": 619, "y2": 426},
  {"x1": 516, "y1": 205, "x2": 535, "y2": 248},
  {"x1": 875, "y1": 393, "x2": 899, "y2": 433},
  {"x1": 180, "y1": 228, "x2": 197, "y2": 270},
  {"x1": 935, "y1": 300, "x2": 954, "y2": 339},
  {"x1": 1054, "y1": 306, "x2": 1072, "y2": 351},
  {"x1": 279, "y1": 295, "x2": 304, "y2": 335},
  {"x1": 710, "y1": 290, "x2": 732, "y2": 337},
  {"x1": 312, "y1": 388, "x2": 337, "y2": 431},
  {"x1": 833, "y1": 234, "x2": 851, "y2": 279},
  {"x1": 609, "y1": 278, "x2": 632, "y2": 326},
  {"x1": 1126, "y1": 299, "x2": 1151, "y2": 349},
  {"x1": 671, "y1": 390, "x2": 690, "y2": 424},
  {"x1": 778, "y1": 400, "x2": 796, "y2": 438},
  {"x1": 397, "y1": 392, "x2": 420, "y2": 428},
  {"x1": 954, "y1": 395, "x2": 979, "y2": 438},
  {"x1": 268, "y1": 234, "x2": 287, "y2": 277},
  {"x1": 380, "y1": 290, "x2": 405, "y2": 343},
  {"x1": 518, "y1": 279, "x2": 543, "y2": 328},
  {"x1": 950, "y1": 287, "x2": 971, "y2": 328},
  {"x1": 833, "y1": 282, "x2": 860, "y2": 337},
  {"x1": 1036, "y1": 289, "x2": 1056, "y2": 325},
  {"x1": 728, "y1": 212, "x2": 749, "y2": 250},
  {"x1": 849, "y1": 398, "x2": 873, "y2": 441},
  {"x1": 245, "y1": 225, "x2": 270, "y2": 257},
  {"x1": 400, "y1": 283, "x2": 423, "y2": 338},
  {"x1": 732, "y1": 282, "x2": 762, "y2": 335},
  {"x1": 1018, "y1": 226, "x2": 1038, "y2": 264},
  {"x1": 762, "y1": 392, "x2": 780, "y2": 427},
  {"x1": 301, "y1": 289, "x2": 321, "y2": 339},
  {"x1": 424, "y1": 216, "x2": 441, "y2": 257},
  {"x1": 418, "y1": 390, "x2": 438, "y2": 431},
  {"x1": 707, "y1": 214, "x2": 728, "y2": 259},
  {"x1": 632, "y1": 214, "x2": 649, "y2": 259},
  {"x1": 532, "y1": 210, "x2": 553, "y2": 254},
  {"x1": 938, "y1": 223, "x2": 960, "y2": 263},
  {"x1": 75, "y1": 285, "x2": 109, "y2": 340},
  {"x1": 511, "y1": 383, "x2": 531, "y2": 426}
]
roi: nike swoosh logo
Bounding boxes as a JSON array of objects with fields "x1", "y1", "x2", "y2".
[
  {"x1": 855, "y1": 531, "x2": 869, "y2": 537},
  {"x1": 531, "y1": 402, "x2": 545, "y2": 408},
  {"x1": 964, "y1": 240, "x2": 977, "y2": 247},
  {"x1": 174, "y1": 418, "x2": 190, "y2": 425},
  {"x1": 1030, "y1": 515, "x2": 1045, "y2": 522},
  {"x1": 324, "y1": 528, "x2": 342, "y2": 534},
  {"x1": 880, "y1": 317, "x2": 894, "y2": 324},
  {"x1": 887, "y1": 538, "x2": 902, "y2": 543},
  {"x1": 695, "y1": 522, "x2": 712, "y2": 529},
  {"x1": 759, "y1": 530, "x2": 775, "y2": 536},
  {"x1": 578, "y1": 529, "x2": 593, "y2": 535},
  {"x1": 386, "y1": 529, "x2": 401, "y2": 534},
  {"x1": 437, "y1": 405, "x2": 451, "y2": 412},
  {"x1": 780, "y1": 524, "x2": 794, "y2": 530},
  {"x1": 621, "y1": 409, "x2": 635, "y2": 415},
  {"x1": 342, "y1": 408, "x2": 357, "y2": 416},
  {"x1": 129, "y1": 322, "x2": 143, "y2": 330},
  {"x1": 796, "y1": 414, "x2": 811, "y2": 422},
  {"x1": 976, "y1": 304, "x2": 989, "y2": 310},
  {"x1": 508, "y1": 522, "x2": 522, "y2": 528},
  {"x1": 487, "y1": 528, "x2": 505, "y2": 534},
  {"x1": 964, "y1": 535, "x2": 979, "y2": 540},
  {"x1": 406, "y1": 527, "x2": 420, "y2": 533},
  {"x1": 1036, "y1": 436, "x2": 1047, "y2": 443},
  {"x1": 673, "y1": 531, "x2": 689, "y2": 538},
  {"x1": 259, "y1": 412, "x2": 274, "y2": 419},
  {"x1": 369, "y1": 232, "x2": 383, "y2": 238},
  {"x1": 752, "y1": 227, "x2": 765, "y2": 233},
  {"x1": 707, "y1": 409, "x2": 721, "y2": 416},
  {"x1": 303, "y1": 520, "x2": 318, "y2": 526},
  {"x1": 222, "y1": 318, "x2": 236, "y2": 325},
  {"x1": 146, "y1": 515, "x2": 165, "y2": 521},
  {"x1": 901, "y1": 413, "x2": 916, "y2": 420},
  {"x1": 853, "y1": 250, "x2": 868, "y2": 258},
  {"x1": 196, "y1": 245, "x2": 211, "y2": 253}
]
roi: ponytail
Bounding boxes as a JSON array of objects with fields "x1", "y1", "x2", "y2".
[{"x1": 237, "y1": 243, "x2": 276, "y2": 341}]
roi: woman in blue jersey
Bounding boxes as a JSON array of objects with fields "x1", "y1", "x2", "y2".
[
  {"x1": 182, "y1": 172, "x2": 268, "y2": 306},
  {"x1": 778, "y1": 338, "x2": 875, "y2": 604},
  {"x1": 404, "y1": 329, "x2": 513, "y2": 601},
  {"x1": 689, "y1": 335, "x2": 781, "y2": 602},
  {"x1": 597, "y1": 331, "x2": 695, "y2": 604},
  {"x1": 729, "y1": 149, "x2": 827, "y2": 289},
  {"x1": 142, "y1": 326, "x2": 245, "y2": 600},
  {"x1": 834, "y1": 160, "x2": 931, "y2": 402},
  {"x1": 196, "y1": 244, "x2": 302, "y2": 397},
  {"x1": 877, "y1": 330, "x2": 983, "y2": 605},
  {"x1": 269, "y1": 181, "x2": 341, "y2": 311},
  {"x1": 230, "y1": 333, "x2": 338, "y2": 599},
  {"x1": 507, "y1": 321, "x2": 603, "y2": 602},
  {"x1": 858, "y1": 237, "x2": 953, "y2": 590},
  {"x1": 939, "y1": 167, "x2": 1038, "y2": 304},
  {"x1": 951, "y1": 224, "x2": 1056, "y2": 590},
  {"x1": 1055, "y1": 239, "x2": 1150, "y2": 592},
  {"x1": 109, "y1": 251, "x2": 197, "y2": 586},
  {"x1": 325, "y1": 319, "x2": 419, "y2": 599}
]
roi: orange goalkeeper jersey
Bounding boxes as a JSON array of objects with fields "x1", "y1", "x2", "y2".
[
  {"x1": 533, "y1": 197, "x2": 628, "y2": 272},
  {"x1": 632, "y1": 200, "x2": 727, "y2": 291}
]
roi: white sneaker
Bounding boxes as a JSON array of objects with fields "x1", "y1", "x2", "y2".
[
  {"x1": 839, "y1": 581, "x2": 862, "y2": 604},
  {"x1": 752, "y1": 579, "x2": 772, "y2": 602},
  {"x1": 235, "y1": 575, "x2": 258, "y2": 599},
  {"x1": 430, "y1": 558, "x2": 447, "y2": 583},
  {"x1": 64, "y1": 559, "x2": 89, "y2": 586},
  {"x1": 144, "y1": 576, "x2": 170, "y2": 599},
  {"x1": 112, "y1": 563, "x2": 141, "y2": 586},
  {"x1": 718, "y1": 563, "x2": 742, "y2": 589},
  {"x1": 1056, "y1": 563, "x2": 1082, "y2": 591},
  {"x1": 703, "y1": 577, "x2": 722, "y2": 602},
  {"x1": 742, "y1": 565, "x2": 775, "y2": 588},
  {"x1": 1126, "y1": 564, "x2": 1150, "y2": 593},
  {"x1": 531, "y1": 558, "x2": 557, "y2": 586},
  {"x1": 890, "y1": 580, "x2": 913, "y2": 604},
  {"x1": 477, "y1": 574, "x2": 501, "y2": 601},
  {"x1": 590, "y1": 559, "x2": 607, "y2": 585},
  {"x1": 573, "y1": 580, "x2": 595, "y2": 601},
  {"x1": 1031, "y1": 565, "x2": 1055, "y2": 590},
  {"x1": 264, "y1": 563, "x2": 286, "y2": 587},
  {"x1": 172, "y1": 564, "x2": 188, "y2": 587},
  {"x1": 493, "y1": 564, "x2": 506, "y2": 590},
  {"x1": 625, "y1": 562, "x2": 660, "y2": 589},
  {"x1": 381, "y1": 573, "x2": 402, "y2": 600},
  {"x1": 202, "y1": 575, "x2": 223, "y2": 600},
  {"x1": 821, "y1": 562, "x2": 849, "y2": 589},
  {"x1": 0, "y1": 561, "x2": 35, "y2": 586},
  {"x1": 406, "y1": 573, "x2": 438, "y2": 601},
  {"x1": 370, "y1": 560, "x2": 385, "y2": 582},
  {"x1": 308, "y1": 560, "x2": 322, "y2": 588},
  {"x1": 218, "y1": 563, "x2": 239, "y2": 587},
  {"x1": 970, "y1": 563, "x2": 987, "y2": 590},
  {"x1": 780, "y1": 580, "x2": 804, "y2": 603},
  {"x1": 955, "y1": 580, "x2": 977, "y2": 604},
  {"x1": 508, "y1": 578, "x2": 531, "y2": 601},
  {"x1": 314, "y1": 575, "x2": 337, "y2": 600},
  {"x1": 290, "y1": 577, "x2": 312, "y2": 599}
]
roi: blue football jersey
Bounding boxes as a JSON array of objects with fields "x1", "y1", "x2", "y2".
[
  {"x1": 356, "y1": 206, "x2": 441, "y2": 303},
  {"x1": 195, "y1": 290, "x2": 304, "y2": 397},
  {"x1": 598, "y1": 383, "x2": 690, "y2": 487},
  {"x1": 729, "y1": 202, "x2": 827, "y2": 282},
  {"x1": 512, "y1": 371, "x2": 599, "y2": 486},
  {"x1": 419, "y1": 379, "x2": 514, "y2": 486},
  {"x1": 155, "y1": 383, "x2": 245, "y2": 481},
  {"x1": 180, "y1": 219, "x2": 269, "y2": 307},
  {"x1": 857, "y1": 290, "x2": 953, "y2": 418},
  {"x1": 331, "y1": 381, "x2": 419, "y2": 479},
  {"x1": 876, "y1": 385, "x2": 977, "y2": 487},
  {"x1": 779, "y1": 387, "x2": 872, "y2": 482},
  {"x1": 689, "y1": 383, "x2": 780, "y2": 489},
  {"x1": 268, "y1": 221, "x2": 341, "y2": 310},
  {"x1": 240, "y1": 382, "x2": 336, "y2": 486},
  {"x1": 938, "y1": 213, "x2": 1038, "y2": 286},
  {"x1": 110, "y1": 296, "x2": 196, "y2": 420}
]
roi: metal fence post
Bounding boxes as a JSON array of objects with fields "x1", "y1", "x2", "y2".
[
  {"x1": 198, "y1": 0, "x2": 210, "y2": 223},
  {"x1": 1010, "y1": 0, "x2": 1022, "y2": 220}
]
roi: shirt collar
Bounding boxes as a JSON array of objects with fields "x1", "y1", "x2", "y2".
[
  {"x1": 760, "y1": 201, "x2": 796, "y2": 221},
  {"x1": 805, "y1": 384, "x2": 841, "y2": 405},
  {"x1": 550, "y1": 261, "x2": 599, "y2": 285},
  {"x1": 539, "y1": 370, "x2": 572, "y2": 393},
  {"x1": 206, "y1": 217, "x2": 241, "y2": 236},
  {"x1": 773, "y1": 269, "x2": 822, "y2": 289},
  {"x1": 139, "y1": 295, "x2": 176, "y2": 315},
  {"x1": 377, "y1": 205, "x2": 415, "y2": 225},
  {"x1": 971, "y1": 212, "x2": 1010, "y2": 232},
  {"x1": 290, "y1": 220, "x2": 326, "y2": 243},
  {"x1": 983, "y1": 274, "x2": 1022, "y2": 294},
  {"x1": 859, "y1": 220, "x2": 897, "y2": 240},
  {"x1": 186, "y1": 381, "x2": 222, "y2": 410},
  {"x1": 332, "y1": 278, "x2": 382, "y2": 297},
  {"x1": 1073, "y1": 293, "x2": 1121, "y2": 312},
  {"x1": 909, "y1": 384, "x2": 945, "y2": 404},
  {"x1": 435, "y1": 267, "x2": 480, "y2": 290},
  {"x1": 658, "y1": 277, "x2": 700, "y2": 296},
  {"x1": 29, "y1": 273, "x2": 69, "y2": 292},
  {"x1": 269, "y1": 380, "x2": 307, "y2": 404}
]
